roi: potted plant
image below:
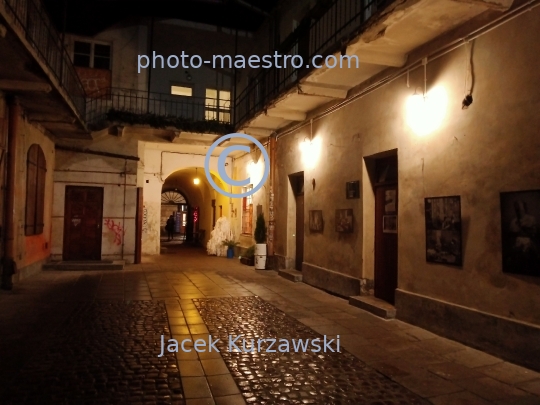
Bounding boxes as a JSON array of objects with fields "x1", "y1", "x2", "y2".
[
  {"x1": 254, "y1": 213, "x2": 267, "y2": 269},
  {"x1": 240, "y1": 245, "x2": 255, "y2": 266},
  {"x1": 222, "y1": 239, "x2": 239, "y2": 259}
]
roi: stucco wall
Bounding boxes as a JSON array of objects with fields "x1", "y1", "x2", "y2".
[
  {"x1": 0, "y1": 99, "x2": 55, "y2": 281},
  {"x1": 142, "y1": 143, "x2": 232, "y2": 255},
  {"x1": 52, "y1": 149, "x2": 138, "y2": 263},
  {"x1": 274, "y1": 7, "x2": 540, "y2": 326}
]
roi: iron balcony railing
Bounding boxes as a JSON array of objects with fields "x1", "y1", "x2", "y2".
[
  {"x1": 1, "y1": 0, "x2": 87, "y2": 119},
  {"x1": 234, "y1": 0, "x2": 392, "y2": 127},
  {"x1": 86, "y1": 87, "x2": 232, "y2": 132}
]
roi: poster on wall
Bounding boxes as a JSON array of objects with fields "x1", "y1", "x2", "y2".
[
  {"x1": 309, "y1": 210, "x2": 324, "y2": 232},
  {"x1": 335, "y1": 209, "x2": 353, "y2": 233},
  {"x1": 425, "y1": 196, "x2": 462, "y2": 266},
  {"x1": 500, "y1": 190, "x2": 540, "y2": 277},
  {"x1": 385, "y1": 189, "x2": 397, "y2": 214}
]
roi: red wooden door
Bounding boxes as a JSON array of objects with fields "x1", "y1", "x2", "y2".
[
  {"x1": 63, "y1": 186, "x2": 104, "y2": 261},
  {"x1": 374, "y1": 185, "x2": 398, "y2": 304}
]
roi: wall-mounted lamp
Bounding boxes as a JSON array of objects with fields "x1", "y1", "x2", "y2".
[
  {"x1": 406, "y1": 58, "x2": 447, "y2": 136},
  {"x1": 193, "y1": 167, "x2": 200, "y2": 185}
]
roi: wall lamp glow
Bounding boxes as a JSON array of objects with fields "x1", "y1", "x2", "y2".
[
  {"x1": 193, "y1": 167, "x2": 200, "y2": 185},
  {"x1": 406, "y1": 86, "x2": 448, "y2": 136}
]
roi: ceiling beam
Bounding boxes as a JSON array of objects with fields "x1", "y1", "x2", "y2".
[
  {"x1": 0, "y1": 80, "x2": 52, "y2": 93},
  {"x1": 240, "y1": 127, "x2": 274, "y2": 137},
  {"x1": 298, "y1": 82, "x2": 348, "y2": 99},
  {"x1": 355, "y1": 50, "x2": 407, "y2": 67},
  {"x1": 266, "y1": 108, "x2": 306, "y2": 121}
]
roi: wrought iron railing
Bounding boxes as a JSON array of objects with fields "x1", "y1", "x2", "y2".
[
  {"x1": 86, "y1": 87, "x2": 231, "y2": 132},
  {"x1": 0, "y1": 0, "x2": 86, "y2": 119},
  {"x1": 234, "y1": 0, "x2": 392, "y2": 127}
]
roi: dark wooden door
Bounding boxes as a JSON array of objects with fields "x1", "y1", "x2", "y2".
[
  {"x1": 295, "y1": 194, "x2": 304, "y2": 271},
  {"x1": 374, "y1": 185, "x2": 398, "y2": 304},
  {"x1": 63, "y1": 186, "x2": 104, "y2": 261}
]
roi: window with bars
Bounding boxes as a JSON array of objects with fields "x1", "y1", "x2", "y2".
[
  {"x1": 241, "y1": 185, "x2": 253, "y2": 235},
  {"x1": 205, "y1": 89, "x2": 231, "y2": 123},
  {"x1": 73, "y1": 40, "x2": 111, "y2": 70},
  {"x1": 25, "y1": 144, "x2": 47, "y2": 236}
]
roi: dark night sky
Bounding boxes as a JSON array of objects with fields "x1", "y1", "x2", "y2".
[{"x1": 43, "y1": 0, "x2": 279, "y2": 36}]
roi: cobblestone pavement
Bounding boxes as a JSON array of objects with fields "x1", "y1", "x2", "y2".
[
  {"x1": 1, "y1": 301, "x2": 183, "y2": 405},
  {"x1": 1, "y1": 245, "x2": 540, "y2": 405},
  {"x1": 195, "y1": 296, "x2": 428, "y2": 405}
]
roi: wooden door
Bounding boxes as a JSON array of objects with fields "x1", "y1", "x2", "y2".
[
  {"x1": 63, "y1": 186, "x2": 104, "y2": 261},
  {"x1": 295, "y1": 194, "x2": 304, "y2": 271},
  {"x1": 374, "y1": 185, "x2": 398, "y2": 304}
]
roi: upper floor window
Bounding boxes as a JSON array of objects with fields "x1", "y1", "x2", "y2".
[
  {"x1": 171, "y1": 85, "x2": 193, "y2": 97},
  {"x1": 25, "y1": 145, "x2": 47, "y2": 236},
  {"x1": 73, "y1": 41, "x2": 111, "y2": 70},
  {"x1": 205, "y1": 89, "x2": 231, "y2": 123}
]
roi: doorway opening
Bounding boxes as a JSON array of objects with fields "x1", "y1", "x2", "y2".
[
  {"x1": 63, "y1": 186, "x2": 104, "y2": 261},
  {"x1": 289, "y1": 172, "x2": 304, "y2": 271},
  {"x1": 161, "y1": 190, "x2": 189, "y2": 243},
  {"x1": 373, "y1": 154, "x2": 398, "y2": 304}
]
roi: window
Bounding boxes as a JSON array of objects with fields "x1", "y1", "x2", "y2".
[
  {"x1": 73, "y1": 40, "x2": 111, "y2": 69},
  {"x1": 171, "y1": 85, "x2": 193, "y2": 97},
  {"x1": 25, "y1": 145, "x2": 47, "y2": 236},
  {"x1": 241, "y1": 185, "x2": 253, "y2": 235},
  {"x1": 205, "y1": 88, "x2": 231, "y2": 123}
]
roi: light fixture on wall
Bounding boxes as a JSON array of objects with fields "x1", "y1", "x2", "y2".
[
  {"x1": 193, "y1": 168, "x2": 200, "y2": 185},
  {"x1": 299, "y1": 119, "x2": 322, "y2": 169},
  {"x1": 406, "y1": 57, "x2": 448, "y2": 136}
]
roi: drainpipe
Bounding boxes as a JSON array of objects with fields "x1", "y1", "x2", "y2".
[
  {"x1": 267, "y1": 134, "x2": 277, "y2": 266},
  {"x1": 1, "y1": 98, "x2": 19, "y2": 290}
]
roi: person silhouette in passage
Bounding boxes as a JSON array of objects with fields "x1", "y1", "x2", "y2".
[{"x1": 166, "y1": 214, "x2": 175, "y2": 241}]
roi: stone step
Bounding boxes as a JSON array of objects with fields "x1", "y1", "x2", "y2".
[
  {"x1": 43, "y1": 261, "x2": 124, "y2": 271},
  {"x1": 278, "y1": 269, "x2": 303, "y2": 282},
  {"x1": 349, "y1": 295, "x2": 396, "y2": 319}
]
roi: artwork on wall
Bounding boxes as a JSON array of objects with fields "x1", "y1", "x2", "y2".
[
  {"x1": 383, "y1": 215, "x2": 397, "y2": 233},
  {"x1": 385, "y1": 189, "x2": 397, "y2": 214},
  {"x1": 500, "y1": 190, "x2": 540, "y2": 277},
  {"x1": 346, "y1": 181, "x2": 360, "y2": 199},
  {"x1": 309, "y1": 210, "x2": 324, "y2": 232},
  {"x1": 336, "y1": 209, "x2": 353, "y2": 233},
  {"x1": 425, "y1": 196, "x2": 462, "y2": 266}
]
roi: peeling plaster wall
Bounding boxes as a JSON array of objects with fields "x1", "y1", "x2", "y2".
[
  {"x1": 142, "y1": 143, "x2": 232, "y2": 255},
  {"x1": 0, "y1": 96, "x2": 55, "y2": 282},
  {"x1": 52, "y1": 150, "x2": 138, "y2": 263},
  {"x1": 274, "y1": 7, "x2": 540, "y2": 326}
]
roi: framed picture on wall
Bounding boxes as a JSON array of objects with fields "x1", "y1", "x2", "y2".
[
  {"x1": 309, "y1": 210, "x2": 324, "y2": 232},
  {"x1": 346, "y1": 181, "x2": 360, "y2": 199},
  {"x1": 500, "y1": 190, "x2": 540, "y2": 277},
  {"x1": 335, "y1": 209, "x2": 353, "y2": 233},
  {"x1": 425, "y1": 196, "x2": 462, "y2": 266}
]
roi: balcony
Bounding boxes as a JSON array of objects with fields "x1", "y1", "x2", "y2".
[
  {"x1": 0, "y1": 0, "x2": 88, "y2": 138},
  {"x1": 234, "y1": 0, "x2": 514, "y2": 138},
  {"x1": 86, "y1": 87, "x2": 234, "y2": 144}
]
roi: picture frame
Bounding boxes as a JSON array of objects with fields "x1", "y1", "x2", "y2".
[
  {"x1": 383, "y1": 215, "x2": 397, "y2": 233},
  {"x1": 500, "y1": 189, "x2": 540, "y2": 277},
  {"x1": 335, "y1": 209, "x2": 353, "y2": 233},
  {"x1": 346, "y1": 181, "x2": 360, "y2": 199},
  {"x1": 309, "y1": 210, "x2": 324, "y2": 232},
  {"x1": 425, "y1": 196, "x2": 462, "y2": 266}
]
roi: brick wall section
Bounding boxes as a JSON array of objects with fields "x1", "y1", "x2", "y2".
[{"x1": 75, "y1": 67, "x2": 111, "y2": 97}]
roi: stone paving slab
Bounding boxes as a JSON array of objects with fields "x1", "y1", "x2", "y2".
[
  {"x1": 0, "y1": 300, "x2": 184, "y2": 405},
  {"x1": 194, "y1": 296, "x2": 429, "y2": 405}
]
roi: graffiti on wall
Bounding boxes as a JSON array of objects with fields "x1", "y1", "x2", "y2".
[{"x1": 104, "y1": 218, "x2": 125, "y2": 246}]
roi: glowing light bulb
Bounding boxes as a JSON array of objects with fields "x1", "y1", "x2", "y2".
[
  {"x1": 406, "y1": 86, "x2": 447, "y2": 136},
  {"x1": 193, "y1": 177, "x2": 200, "y2": 185}
]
